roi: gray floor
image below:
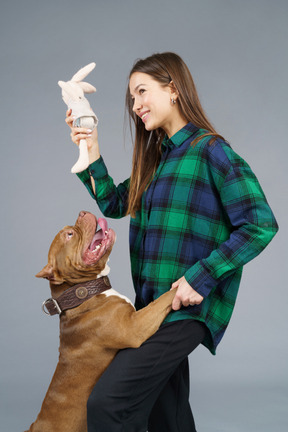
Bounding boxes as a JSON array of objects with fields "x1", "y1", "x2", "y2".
[{"x1": 2, "y1": 381, "x2": 287, "y2": 431}]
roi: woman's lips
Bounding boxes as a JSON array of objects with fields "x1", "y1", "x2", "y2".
[{"x1": 140, "y1": 111, "x2": 150, "y2": 123}]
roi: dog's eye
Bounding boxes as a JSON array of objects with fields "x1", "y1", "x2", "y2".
[{"x1": 67, "y1": 231, "x2": 74, "y2": 239}]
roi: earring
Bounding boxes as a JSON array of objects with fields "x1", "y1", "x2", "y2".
[{"x1": 171, "y1": 98, "x2": 176, "y2": 105}]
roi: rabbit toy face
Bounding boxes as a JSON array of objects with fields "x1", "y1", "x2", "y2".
[{"x1": 58, "y1": 80, "x2": 87, "y2": 106}]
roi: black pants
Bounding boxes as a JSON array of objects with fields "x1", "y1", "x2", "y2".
[{"x1": 87, "y1": 319, "x2": 206, "y2": 432}]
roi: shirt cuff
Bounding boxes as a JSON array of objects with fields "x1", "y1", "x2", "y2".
[
  {"x1": 76, "y1": 156, "x2": 108, "y2": 182},
  {"x1": 184, "y1": 261, "x2": 217, "y2": 298}
]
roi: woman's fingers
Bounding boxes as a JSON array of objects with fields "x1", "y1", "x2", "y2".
[
  {"x1": 171, "y1": 276, "x2": 204, "y2": 311},
  {"x1": 66, "y1": 115, "x2": 75, "y2": 128},
  {"x1": 65, "y1": 109, "x2": 75, "y2": 128},
  {"x1": 70, "y1": 128, "x2": 92, "y2": 145},
  {"x1": 70, "y1": 133, "x2": 92, "y2": 143},
  {"x1": 72, "y1": 127, "x2": 93, "y2": 135},
  {"x1": 172, "y1": 297, "x2": 182, "y2": 311}
]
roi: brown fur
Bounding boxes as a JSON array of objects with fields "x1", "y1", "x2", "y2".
[{"x1": 25, "y1": 211, "x2": 175, "y2": 431}]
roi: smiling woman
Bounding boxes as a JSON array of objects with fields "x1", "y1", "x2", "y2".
[
  {"x1": 125, "y1": 53, "x2": 225, "y2": 218},
  {"x1": 129, "y1": 72, "x2": 186, "y2": 137},
  {"x1": 65, "y1": 52, "x2": 278, "y2": 432}
]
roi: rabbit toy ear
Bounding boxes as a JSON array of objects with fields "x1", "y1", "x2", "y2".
[
  {"x1": 79, "y1": 82, "x2": 96, "y2": 94},
  {"x1": 71, "y1": 62, "x2": 96, "y2": 82}
]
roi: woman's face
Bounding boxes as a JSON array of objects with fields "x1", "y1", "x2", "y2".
[{"x1": 129, "y1": 72, "x2": 184, "y2": 138}]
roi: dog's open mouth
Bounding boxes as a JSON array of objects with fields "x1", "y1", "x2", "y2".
[
  {"x1": 76, "y1": 212, "x2": 116, "y2": 266},
  {"x1": 89, "y1": 218, "x2": 109, "y2": 253},
  {"x1": 83, "y1": 217, "x2": 115, "y2": 266}
]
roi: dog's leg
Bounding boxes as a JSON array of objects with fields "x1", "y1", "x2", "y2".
[
  {"x1": 24, "y1": 352, "x2": 104, "y2": 432},
  {"x1": 101, "y1": 289, "x2": 176, "y2": 349}
]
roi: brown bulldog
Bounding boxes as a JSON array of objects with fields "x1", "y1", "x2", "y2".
[{"x1": 25, "y1": 211, "x2": 175, "y2": 432}]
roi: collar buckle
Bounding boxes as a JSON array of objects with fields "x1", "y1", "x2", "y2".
[{"x1": 42, "y1": 298, "x2": 62, "y2": 315}]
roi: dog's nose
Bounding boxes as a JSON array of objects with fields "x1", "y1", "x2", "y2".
[{"x1": 79, "y1": 211, "x2": 87, "y2": 218}]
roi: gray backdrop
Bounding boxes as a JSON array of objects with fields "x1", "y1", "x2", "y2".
[{"x1": 1, "y1": 0, "x2": 287, "y2": 431}]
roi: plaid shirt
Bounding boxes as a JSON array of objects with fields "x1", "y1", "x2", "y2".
[{"x1": 77, "y1": 123, "x2": 278, "y2": 354}]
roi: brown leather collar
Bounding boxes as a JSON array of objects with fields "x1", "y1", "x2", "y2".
[{"x1": 42, "y1": 276, "x2": 112, "y2": 316}]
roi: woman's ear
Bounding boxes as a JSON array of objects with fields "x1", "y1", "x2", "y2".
[{"x1": 169, "y1": 80, "x2": 179, "y2": 100}]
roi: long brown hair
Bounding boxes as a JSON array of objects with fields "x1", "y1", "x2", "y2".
[{"x1": 126, "y1": 52, "x2": 224, "y2": 217}]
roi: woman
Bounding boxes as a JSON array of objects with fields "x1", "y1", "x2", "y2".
[{"x1": 66, "y1": 52, "x2": 278, "y2": 432}]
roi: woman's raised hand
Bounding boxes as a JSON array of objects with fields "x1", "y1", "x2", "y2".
[{"x1": 65, "y1": 109, "x2": 100, "y2": 164}]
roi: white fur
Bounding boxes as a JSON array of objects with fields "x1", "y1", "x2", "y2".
[
  {"x1": 104, "y1": 289, "x2": 134, "y2": 307},
  {"x1": 97, "y1": 261, "x2": 134, "y2": 306},
  {"x1": 97, "y1": 262, "x2": 110, "y2": 278}
]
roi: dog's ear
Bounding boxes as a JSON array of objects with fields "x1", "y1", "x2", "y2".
[
  {"x1": 36, "y1": 264, "x2": 65, "y2": 285},
  {"x1": 36, "y1": 264, "x2": 55, "y2": 280}
]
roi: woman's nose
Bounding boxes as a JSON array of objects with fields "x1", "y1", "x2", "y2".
[{"x1": 132, "y1": 98, "x2": 142, "y2": 113}]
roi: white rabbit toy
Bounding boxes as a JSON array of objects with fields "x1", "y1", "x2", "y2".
[{"x1": 58, "y1": 62, "x2": 98, "y2": 173}]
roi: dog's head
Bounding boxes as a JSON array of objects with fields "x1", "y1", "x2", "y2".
[{"x1": 36, "y1": 211, "x2": 116, "y2": 286}]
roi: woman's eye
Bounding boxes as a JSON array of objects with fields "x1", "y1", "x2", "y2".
[{"x1": 139, "y1": 89, "x2": 145, "y2": 94}]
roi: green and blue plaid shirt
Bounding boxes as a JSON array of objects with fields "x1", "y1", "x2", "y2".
[{"x1": 77, "y1": 122, "x2": 278, "y2": 354}]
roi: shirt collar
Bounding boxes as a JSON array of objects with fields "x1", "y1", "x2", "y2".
[{"x1": 161, "y1": 122, "x2": 200, "y2": 151}]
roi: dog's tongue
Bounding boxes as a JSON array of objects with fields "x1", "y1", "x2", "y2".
[{"x1": 89, "y1": 218, "x2": 108, "y2": 250}]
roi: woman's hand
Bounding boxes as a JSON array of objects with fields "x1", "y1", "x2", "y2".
[
  {"x1": 171, "y1": 276, "x2": 204, "y2": 310},
  {"x1": 65, "y1": 109, "x2": 100, "y2": 164}
]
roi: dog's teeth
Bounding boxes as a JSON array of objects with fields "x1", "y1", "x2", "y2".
[
  {"x1": 105, "y1": 231, "x2": 108, "y2": 234},
  {"x1": 92, "y1": 244, "x2": 102, "y2": 253}
]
